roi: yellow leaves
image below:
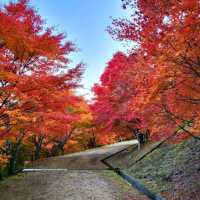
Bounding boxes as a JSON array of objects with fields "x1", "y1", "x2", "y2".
[
  {"x1": 0, "y1": 140, "x2": 5, "y2": 146},
  {"x1": 192, "y1": 118, "x2": 200, "y2": 135},
  {"x1": 4, "y1": 109, "x2": 33, "y2": 132},
  {"x1": 6, "y1": 109, "x2": 20, "y2": 119},
  {"x1": 0, "y1": 141, "x2": 9, "y2": 167},
  {"x1": 0, "y1": 155, "x2": 9, "y2": 167},
  {"x1": 0, "y1": 71, "x2": 18, "y2": 83},
  {"x1": 80, "y1": 111, "x2": 93, "y2": 123}
]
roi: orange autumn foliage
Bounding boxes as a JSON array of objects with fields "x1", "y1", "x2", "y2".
[{"x1": 93, "y1": 0, "x2": 200, "y2": 142}]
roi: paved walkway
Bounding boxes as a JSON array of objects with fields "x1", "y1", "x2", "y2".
[{"x1": 0, "y1": 140, "x2": 148, "y2": 200}]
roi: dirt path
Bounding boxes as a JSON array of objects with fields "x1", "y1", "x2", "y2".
[
  {"x1": 0, "y1": 170, "x2": 148, "y2": 200},
  {"x1": 0, "y1": 140, "x2": 148, "y2": 200}
]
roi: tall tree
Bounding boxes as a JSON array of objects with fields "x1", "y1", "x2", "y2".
[
  {"x1": 92, "y1": 52, "x2": 141, "y2": 139},
  {"x1": 95, "y1": 0, "x2": 200, "y2": 141},
  {"x1": 107, "y1": 0, "x2": 200, "y2": 141},
  {"x1": 0, "y1": 0, "x2": 84, "y2": 173}
]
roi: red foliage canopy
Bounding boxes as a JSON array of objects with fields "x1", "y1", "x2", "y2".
[
  {"x1": 93, "y1": 0, "x2": 200, "y2": 142},
  {"x1": 0, "y1": 0, "x2": 84, "y2": 144}
]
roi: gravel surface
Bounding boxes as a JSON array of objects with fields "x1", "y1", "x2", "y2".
[
  {"x1": 0, "y1": 141, "x2": 148, "y2": 200},
  {"x1": 0, "y1": 171, "x2": 127, "y2": 200}
]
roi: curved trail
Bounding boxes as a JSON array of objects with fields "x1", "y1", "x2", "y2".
[{"x1": 0, "y1": 140, "x2": 148, "y2": 200}]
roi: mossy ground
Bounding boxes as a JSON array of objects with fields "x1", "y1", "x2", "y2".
[{"x1": 122, "y1": 138, "x2": 200, "y2": 200}]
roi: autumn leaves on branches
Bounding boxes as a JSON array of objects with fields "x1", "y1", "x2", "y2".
[
  {"x1": 92, "y1": 0, "x2": 200, "y2": 142},
  {"x1": 0, "y1": 0, "x2": 84, "y2": 173},
  {"x1": 0, "y1": 0, "x2": 200, "y2": 173}
]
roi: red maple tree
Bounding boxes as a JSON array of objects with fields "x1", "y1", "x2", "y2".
[
  {"x1": 0, "y1": 0, "x2": 84, "y2": 173},
  {"x1": 94, "y1": 0, "x2": 200, "y2": 142}
]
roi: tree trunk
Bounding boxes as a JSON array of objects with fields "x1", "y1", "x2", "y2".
[
  {"x1": 60, "y1": 144, "x2": 65, "y2": 155},
  {"x1": 51, "y1": 133, "x2": 70, "y2": 156},
  {"x1": 9, "y1": 132, "x2": 24, "y2": 174},
  {"x1": 33, "y1": 135, "x2": 44, "y2": 160},
  {"x1": 34, "y1": 144, "x2": 41, "y2": 160}
]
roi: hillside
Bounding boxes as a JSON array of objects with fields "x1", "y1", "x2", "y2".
[{"x1": 107, "y1": 137, "x2": 200, "y2": 200}]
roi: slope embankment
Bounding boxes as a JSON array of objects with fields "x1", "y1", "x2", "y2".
[{"x1": 107, "y1": 138, "x2": 200, "y2": 200}]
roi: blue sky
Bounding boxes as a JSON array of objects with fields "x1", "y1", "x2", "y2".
[{"x1": 1, "y1": 0, "x2": 131, "y2": 99}]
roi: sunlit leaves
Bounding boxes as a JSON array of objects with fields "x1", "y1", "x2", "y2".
[
  {"x1": 93, "y1": 0, "x2": 200, "y2": 142},
  {"x1": 0, "y1": 0, "x2": 84, "y2": 166}
]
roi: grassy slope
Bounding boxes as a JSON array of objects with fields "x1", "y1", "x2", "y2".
[
  {"x1": 122, "y1": 138, "x2": 200, "y2": 200},
  {"x1": 106, "y1": 141, "x2": 161, "y2": 169}
]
